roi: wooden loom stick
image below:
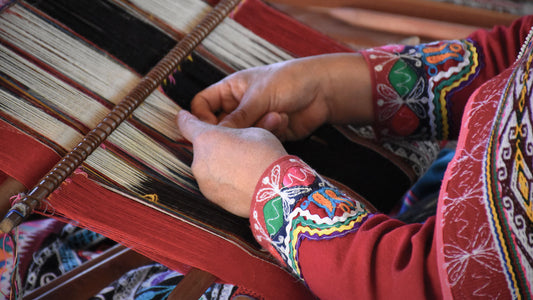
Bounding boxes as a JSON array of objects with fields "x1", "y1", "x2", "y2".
[{"x1": 0, "y1": 0, "x2": 241, "y2": 233}]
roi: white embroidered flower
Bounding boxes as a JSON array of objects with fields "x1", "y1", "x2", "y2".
[
  {"x1": 256, "y1": 165, "x2": 282, "y2": 203},
  {"x1": 444, "y1": 225, "x2": 502, "y2": 287},
  {"x1": 376, "y1": 77, "x2": 428, "y2": 122}
]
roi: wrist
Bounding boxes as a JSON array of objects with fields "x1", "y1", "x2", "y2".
[
  {"x1": 249, "y1": 155, "x2": 309, "y2": 256},
  {"x1": 323, "y1": 53, "x2": 374, "y2": 125}
]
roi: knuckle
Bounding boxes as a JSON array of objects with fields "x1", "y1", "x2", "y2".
[
  {"x1": 194, "y1": 129, "x2": 217, "y2": 145},
  {"x1": 231, "y1": 109, "x2": 248, "y2": 123}
]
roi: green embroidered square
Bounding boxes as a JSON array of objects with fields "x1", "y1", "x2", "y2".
[{"x1": 263, "y1": 197, "x2": 284, "y2": 236}]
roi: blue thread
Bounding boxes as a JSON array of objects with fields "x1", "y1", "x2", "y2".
[{"x1": 6, "y1": 210, "x2": 24, "y2": 219}]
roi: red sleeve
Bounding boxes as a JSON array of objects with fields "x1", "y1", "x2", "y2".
[
  {"x1": 360, "y1": 15, "x2": 533, "y2": 140},
  {"x1": 299, "y1": 215, "x2": 440, "y2": 299},
  {"x1": 450, "y1": 15, "x2": 533, "y2": 122},
  {"x1": 468, "y1": 15, "x2": 533, "y2": 77},
  {"x1": 249, "y1": 156, "x2": 441, "y2": 299}
]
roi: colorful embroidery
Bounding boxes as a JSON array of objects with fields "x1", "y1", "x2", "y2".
[
  {"x1": 251, "y1": 156, "x2": 373, "y2": 278},
  {"x1": 362, "y1": 40, "x2": 481, "y2": 140},
  {"x1": 485, "y1": 29, "x2": 533, "y2": 298},
  {"x1": 302, "y1": 187, "x2": 357, "y2": 218},
  {"x1": 0, "y1": 219, "x2": 59, "y2": 297}
]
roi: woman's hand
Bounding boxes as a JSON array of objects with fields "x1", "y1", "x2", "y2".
[
  {"x1": 177, "y1": 110, "x2": 287, "y2": 218},
  {"x1": 191, "y1": 53, "x2": 373, "y2": 141}
]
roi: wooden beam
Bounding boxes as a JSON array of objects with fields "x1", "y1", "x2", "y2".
[
  {"x1": 167, "y1": 268, "x2": 217, "y2": 300},
  {"x1": 23, "y1": 244, "x2": 152, "y2": 299},
  {"x1": 22, "y1": 244, "x2": 219, "y2": 299},
  {"x1": 268, "y1": 0, "x2": 519, "y2": 27},
  {"x1": 324, "y1": 7, "x2": 480, "y2": 41}
]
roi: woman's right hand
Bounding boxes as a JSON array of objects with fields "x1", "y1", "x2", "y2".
[{"x1": 190, "y1": 53, "x2": 373, "y2": 141}]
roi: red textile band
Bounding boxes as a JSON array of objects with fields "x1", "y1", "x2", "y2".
[
  {"x1": 232, "y1": 0, "x2": 351, "y2": 57},
  {"x1": 0, "y1": 120, "x2": 61, "y2": 188}
]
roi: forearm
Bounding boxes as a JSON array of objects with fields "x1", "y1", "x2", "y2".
[
  {"x1": 250, "y1": 155, "x2": 440, "y2": 299},
  {"x1": 318, "y1": 53, "x2": 374, "y2": 125}
]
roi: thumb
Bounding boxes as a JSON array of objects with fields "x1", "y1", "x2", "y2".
[
  {"x1": 176, "y1": 110, "x2": 211, "y2": 143},
  {"x1": 219, "y1": 97, "x2": 266, "y2": 128}
]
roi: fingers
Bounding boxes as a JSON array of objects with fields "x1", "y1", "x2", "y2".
[
  {"x1": 191, "y1": 72, "x2": 269, "y2": 129},
  {"x1": 176, "y1": 110, "x2": 211, "y2": 143},
  {"x1": 218, "y1": 95, "x2": 268, "y2": 128},
  {"x1": 190, "y1": 88, "x2": 231, "y2": 125},
  {"x1": 190, "y1": 95, "x2": 218, "y2": 125},
  {"x1": 257, "y1": 112, "x2": 289, "y2": 140},
  {"x1": 190, "y1": 76, "x2": 242, "y2": 125}
]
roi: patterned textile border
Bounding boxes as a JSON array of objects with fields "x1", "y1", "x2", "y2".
[{"x1": 485, "y1": 26, "x2": 533, "y2": 298}]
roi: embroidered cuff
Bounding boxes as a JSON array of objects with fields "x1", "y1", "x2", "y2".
[
  {"x1": 360, "y1": 40, "x2": 481, "y2": 140},
  {"x1": 250, "y1": 155, "x2": 373, "y2": 278}
]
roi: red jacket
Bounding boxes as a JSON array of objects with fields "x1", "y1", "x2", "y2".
[{"x1": 250, "y1": 16, "x2": 533, "y2": 299}]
